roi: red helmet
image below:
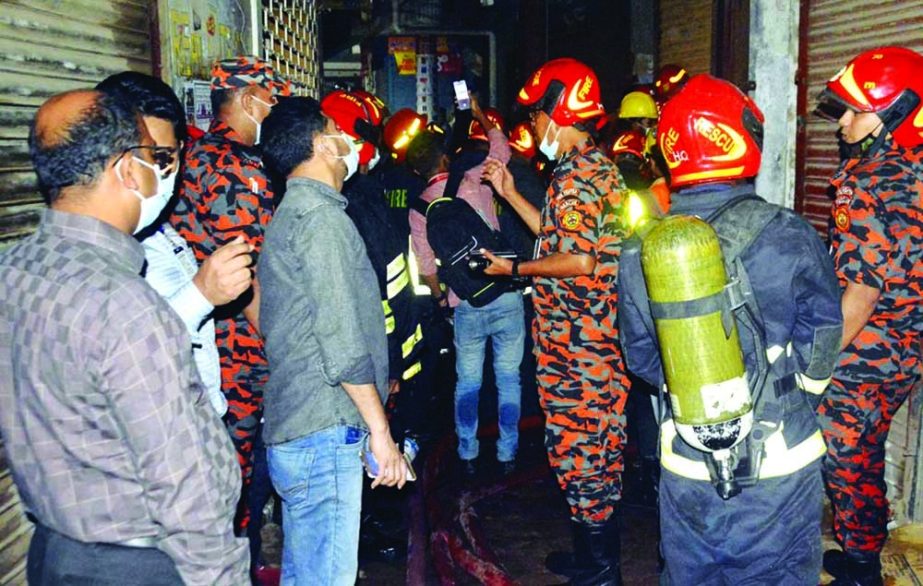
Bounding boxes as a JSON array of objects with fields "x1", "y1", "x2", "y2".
[
  {"x1": 467, "y1": 108, "x2": 506, "y2": 142},
  {"x1": 817, "y1": 46, "x2": 923, "y2": 148},
  {"x1": 383, "y1": 108, "x2": 427, "y2": 164},
  {"x1": 320, "y1": 90, "x2": 380, "y2": 165},
  {"x1": 351, "y1": 89, "x2": 388, "y2": 126},
  {"x1": 517, "y1": 58, "x2": 605, "y2": 127},
  {"x1": 654, "y1": 64, "x2": 689, "y2": 101},
  {"x1": 509, "y1": 122, "x2": 536, "y2": 159},
  {"x1": 609, "y1": 129, "x2": 646, "y2": 161},
  {"x1": 657, "y1": 74, "x2": 764, "y2": 189}
]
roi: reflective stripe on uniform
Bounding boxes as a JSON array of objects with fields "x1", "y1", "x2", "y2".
[
  {"x1": 382, "y1": 299, "x2": 395, "y2": 334},
  {"x1": 387, "y1": 254, "x2": 407, "y2": 282},
  {"x1": 402, "y1": 324, "x2": 423, "y2": 358},
  {"x1": 402, "y1": 361, "x2": 422, "y2": 381},
  {"x1": 659, "y1": 419, "x2": 826, "y2": 481},
  {"x1": 387, "y1": 268, "x2": 410, "y2": 299},
  {"x1": 796, "y1": 373, "x2": 831, "y2": 395}
]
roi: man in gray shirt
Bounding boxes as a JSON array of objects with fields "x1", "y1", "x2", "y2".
[
  {"x1": 0, "y1": 90, "x2": 248, "y2": 584},
  {"x1": 259, "y1": 97, "x2": 408, "y2": 585}
]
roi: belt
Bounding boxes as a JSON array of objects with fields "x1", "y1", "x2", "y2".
[
  {"x1": 29, "y1": 514, "x2": 159, "y2": 549},
  {"x1": 659, "y1": 419, "x2": 826, "y2": 481}
]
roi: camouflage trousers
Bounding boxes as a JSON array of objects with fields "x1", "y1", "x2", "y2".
[
  {"x1": 536, "y1": 340, "x2": 630, "y2": 525},
  {"x1": 818, "y1": 377, "x2": 917, "y2": 553},
  {"x1": 222, "y1": 375, "x2": 266, "y2": 532}
]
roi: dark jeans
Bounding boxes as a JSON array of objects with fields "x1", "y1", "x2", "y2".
[{"x1": 27, "y1": 523, "x2": 182, "y2": 585}]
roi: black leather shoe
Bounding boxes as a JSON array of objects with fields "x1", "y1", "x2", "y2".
[{"x1": 825, "y1": 550, "x2": 883, "y2": 586}]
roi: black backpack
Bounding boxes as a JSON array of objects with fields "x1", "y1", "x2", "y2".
[{"x1": 409, "y1": 174, "x2": 512, "y2": 307}]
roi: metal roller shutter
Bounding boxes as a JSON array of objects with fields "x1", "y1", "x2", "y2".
[
  {"x1": 0, "y1": 0, "x2": 153, "y2": 248},
  {"x1": 262, "y1": 0, "x2": 320, "y2": 96},
  {"x1": 659, "y1": 0, "x2": 714, "y2": 76},
  {"x1": 796, "y1": 0, "x2": 923, "y2": 232},
  {"x1": 0, "y1": 2, "x2": 152, "y2": 582}
]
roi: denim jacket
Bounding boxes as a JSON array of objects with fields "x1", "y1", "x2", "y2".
[{"x1": 259, "y1": 177, "x2": 389, "y2": 445}]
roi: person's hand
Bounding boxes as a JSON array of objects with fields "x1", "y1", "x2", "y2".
[
  {"x1": 470, "y1": 94, "x2": 484, "y2": 120},
  {"x1": 388, "y1": 379, "x2": 401, "y2": 395},
  {"x1": 368, "y1": 429, "x2": 408, "y2": 489},
  {"x1": 482, "y1": 157, "x2": 517, "y2": 200},
  {"x1": 192, "y1": 236, "x2": 254, "y2": 306},
  {"x1": 480, "y1": 249, "x2": 513, "y2": 276}
]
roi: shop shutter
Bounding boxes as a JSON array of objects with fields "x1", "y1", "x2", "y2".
[
  {"x1": 0, "y1": 0, "x2": 153, "y2": 248},
  {"x1": 797, "y1": 0, "x2": 923, "y2": 232},
  {"x1": 659, "y1": 0, "x2": 713, "y2": 76},
  {"x1": 262, "y1": 0, "x2": 320, "y2": 96},
  {"x1": 0, "y1": 1, "x2": 152, "y2": 582}
]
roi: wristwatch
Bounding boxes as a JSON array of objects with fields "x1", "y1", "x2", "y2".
[{"x1": 511, "y1": 259, "x2": 520, "y2": 278}]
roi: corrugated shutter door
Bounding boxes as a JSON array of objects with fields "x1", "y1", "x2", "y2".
[
  {"x1": 798, "y1": 0, "x2": 923, "y2": 231},
  {"x1": 0, "y1": 0, "x2": 153, "y2": 247},
  {"x1": 659, "y1": 0, "x2": 713, "y2": 76},
  {"x1": 0, "y1": 2, "x2": 151, "y2": 582}
]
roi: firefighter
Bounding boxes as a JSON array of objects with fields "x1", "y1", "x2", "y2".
[
  {"x1": 814, "y1": 46, "x2": 923, "y2": 586},
  {"x1": 618, "y1": 90, "x2": 659, "y2": 155},
  {"x1": 377, "y1": 108, "x2": 428, "y2": 243},
  {"x1": 617, "y1": 74, "x2": 843, "y2": 584},
  {"x1": 653, "y1": 63, "x2": 689, "y2": 108},
  {"x1": 481, "y1": 58, "x2": 630, "y2": 585}
]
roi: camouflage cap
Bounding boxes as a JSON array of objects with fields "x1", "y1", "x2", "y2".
[{"x1": 210, "y1": 56, "x2": 291, "y2": 95}]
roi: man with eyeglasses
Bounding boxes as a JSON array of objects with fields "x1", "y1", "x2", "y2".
[
  {"x1": 96, "y1": 72, "x2": 255, "y2": 420},
  {"x1": 0, "y1": 90, "x2": 248, "y2": 584},
  {"x1": 170, "y1": 56, "x2": 290, "y2": 534}
]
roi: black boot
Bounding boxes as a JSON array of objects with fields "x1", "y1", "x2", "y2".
[
  {"x1": 547, "y1": 517, "x2": 621, "y2": 585},
  {"x1": 824, "y1": 549, "x2": 883, "y2": 586}
]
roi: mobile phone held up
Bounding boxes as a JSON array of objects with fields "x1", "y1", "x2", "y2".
[{"x1": 453, "y1": 80, "x2": 471, "y2": 110}]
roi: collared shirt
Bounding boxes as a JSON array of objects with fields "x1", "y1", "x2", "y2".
[
  {"x1": 171, "y1": 120, "x2": 273, "y2": 384},
  {"x1": 0, "y1": 210, "x2": 248, "y2": 585},
  {"x1": 829, "y1": 145, "x2": 922, "y2": 383},
  {"x1": 141, "y1": 224, "x2": 226, "y2": 415},
  {"x1": 409, "y1": 127, "x2": 510, "y2": 307},
  {"x1": 259, "y1": 177, "x2": 389, "y2": 445}
]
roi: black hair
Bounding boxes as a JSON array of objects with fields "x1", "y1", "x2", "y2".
[
  {"x1": 261, "y1": 96, "x2": 327, "y2": 177},
  {"x1": 406, "y1": 131, "x2": 447, "y2": 178},
  {"x1": 29, "y1": 92, "x2": 142, "y2": 205},
  {"x1": 96, "y1": 71, "x2": 186, "y2": 141}
]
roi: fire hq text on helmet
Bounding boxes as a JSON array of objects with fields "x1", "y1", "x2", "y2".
[
  {"x1": 815, "y1": 46, "x2": 923, "y2": 156},
  {"x1": 657, "y1": 74, "x2": 764, "y2": 189}
]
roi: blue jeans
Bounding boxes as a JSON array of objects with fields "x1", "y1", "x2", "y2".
[
  {"x1": 453, "y1": 291, "x2": 525, "y2": 462},
  {"x1": 267, "y1": 425, "x2": 365, "y2": 586}
]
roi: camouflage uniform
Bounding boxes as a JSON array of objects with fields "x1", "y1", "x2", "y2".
[
  {"x1": 533, "y1": 143, "x2": 631, "y2": 525},
  {"x1": 171, "y1": 119, "x2": 273, "y2": 531},
  {"x1": 819, "y1": 143, "x2": 923, "y2": 555}
]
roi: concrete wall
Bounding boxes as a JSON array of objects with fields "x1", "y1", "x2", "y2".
[{"x1": 749, "y1": 0, "x2": 800, "y2": 209}]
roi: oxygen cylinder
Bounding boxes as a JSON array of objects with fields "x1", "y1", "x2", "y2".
[{"x1": 641, "y1": 215, "x2": 752, "y2": 453}]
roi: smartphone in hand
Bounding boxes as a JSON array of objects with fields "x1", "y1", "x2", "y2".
[{"x1": 453, "y1": 80, "x2": 471, "y2": 110}]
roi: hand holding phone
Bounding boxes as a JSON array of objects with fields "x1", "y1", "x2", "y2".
[{"x1": 454, "y1": 80, "x2": 471, "y2": 110}]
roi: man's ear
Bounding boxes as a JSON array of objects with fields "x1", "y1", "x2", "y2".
[{"x1": 115, "y1": 154, "x2": 142, "y2": 190}]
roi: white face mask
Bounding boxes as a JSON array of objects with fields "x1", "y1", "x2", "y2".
[
  {"x1": 245, "y1": 96, "x2": 274, "y2": 145},
  {"x1": 325, "y1": 133, "x2": 360, "y2": 181},
  {"x1": 116, "y1": 156, "x2": 167, "y2": 234},
  {"x1": 368, "y1": 148, "x2": 381, "y2": 171},
  {"x1": 539, "y1": 121, "x2": 562, "y2": 161}
]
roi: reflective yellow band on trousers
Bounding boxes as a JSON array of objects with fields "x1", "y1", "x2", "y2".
[
  {"x1": 402, "y1": 324, "x2": 423, "y2": 358},
  {"x1": 659, "y1": 419, "x2": 826, "y2": 481},
  {"x1": 382, "y1": 300, "x2": 395, "y2": 334},
  {"x1": 402, "y1": 361, "x2": 422, "y2": 381}
]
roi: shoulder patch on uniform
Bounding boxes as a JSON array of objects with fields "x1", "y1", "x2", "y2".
[
  {"x1": 560, "y1": 208, "x2": 583, "y2": 231},
  {"x1": 834, "y1": 206, "x2": 851, "y2": 232},
  {"x1": 834, "y1": 185, "x2": 853, "y2": 208},
  {"x1": 559, "y1": 195, "x2": 581, "y2": 210}
]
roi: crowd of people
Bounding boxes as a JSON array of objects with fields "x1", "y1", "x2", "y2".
[{"x1": 0, "y1": 44, "x2": 919, "y2": 586}]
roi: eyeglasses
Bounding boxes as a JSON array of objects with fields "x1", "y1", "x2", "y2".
[{"x1": 120, "y1": 145, "x2": 180, "y2": 176}]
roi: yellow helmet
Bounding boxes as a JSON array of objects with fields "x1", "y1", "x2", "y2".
[{"x1": 618, "y1": 91, "x2": 658, "y2": 120}]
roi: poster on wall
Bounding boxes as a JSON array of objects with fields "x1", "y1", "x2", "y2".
[
  {"x1": 183, "y1": 80, "x2": 214, "y2": 131},
  {"x1": 416, "y1": 51, "x2": 434, "y2": 118},
  {"x1": 389, "y1": 36, "x2": 417, "y2": 76},
  {"x1": 435, "y1": 37, "x2": 462, "y2": 76}
]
